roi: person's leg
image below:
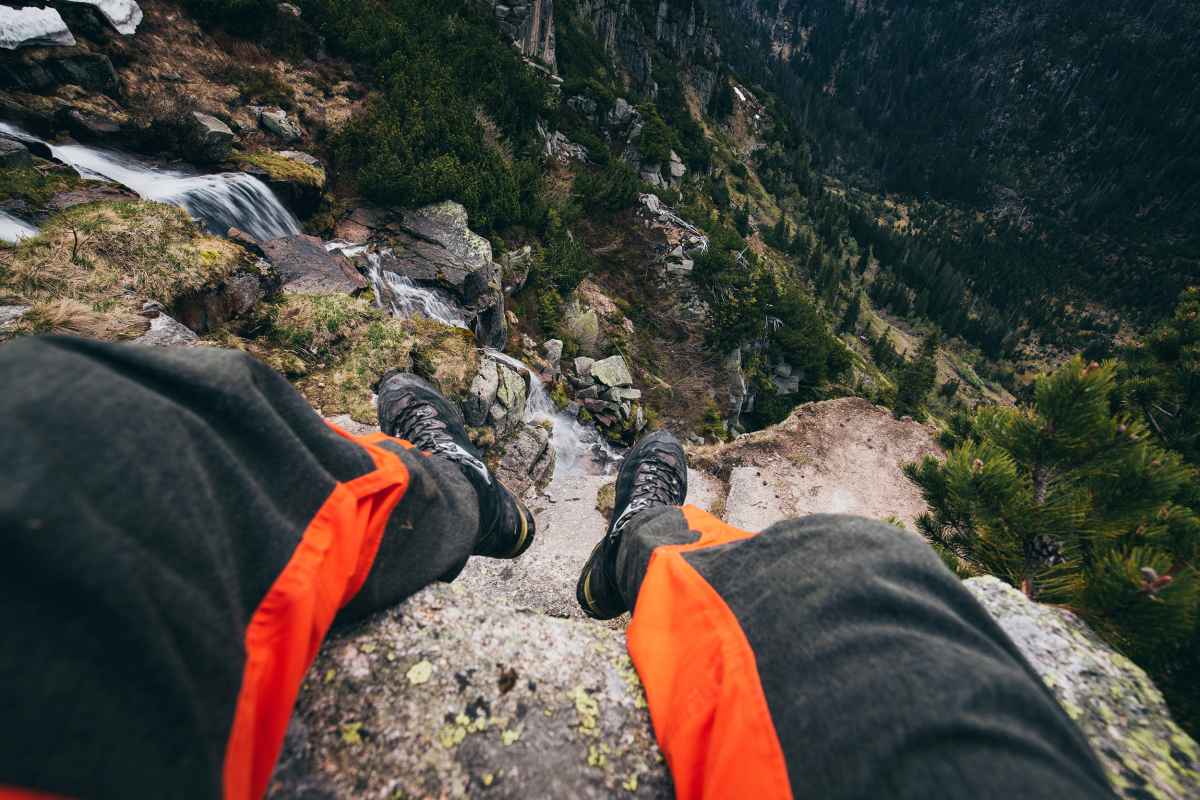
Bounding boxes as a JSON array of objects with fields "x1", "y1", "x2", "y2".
[
  {"x1": 0, "y1": 335, "x2": 529, "y2": 799},
  {"x1": 579, "y1": 431, "x2": 1115, "y2": 800}
]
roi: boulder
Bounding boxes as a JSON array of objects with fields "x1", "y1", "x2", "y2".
[
  {"x1": 269, "y1": 582, "x2": 669, "y2": 799},
  {"x1": 590, "y1": 355, "x2": 633, "y2": 388},
  {"x1": 277, "y1": 1, "x2": 301, "y2": 16},
  {"x1": 462, "y1": 358, "x2": 500, "y2": 427},
  {"x1": 261, "y1": 235, "x2": 367, "y2": 295},
  {"x1": 172, "y1": 266, "x2": 278, "y2": 334},
  {"x1": 187, "y1": 112, "x2": 234, "y2": 164},
  {"x1": 378, "y1": 201, "x2": 506, "y2": 349},
  {"x1": 574, "y1": 356, "x2": 594, "y2": 378},
  {"x1": 492, "y1": 423, "x2": 556, "y2": 499},
  {"x1": 132, "y1": 312, "x2": 199, "y2": 346},
  {"x1": 65, "y1": 0, "x2": 142, "y2": 34},
  {"x1": 607, "y1": 387, "x2": 641, "y2": 402},
  {"x1": 489, "y1": 364, "x2": 527, "y2": 437},
  {"x1": 56, "y1": 107, "x2": 123, "y2": 141},
  {"x1": 0, "y1": 49, "x2": 119, "y2": 96},
  {"x1": 0, "y1": 137, "x2": 31, "y2": 168},
  {"x1": 500, "y1": 245, "x2": 533, "y2": 294},
  {"x1": 562, "y1": 306, "x2": 600, "y2": 356},
  {"x1": 965, "y1": 576, "x2": 1200, "y2": 799},
  {"x1": 543, "y1": 338, "x2": 563, "y2": 369},
  {"x1": 0, "y1": 6, "x2": 75, "y2": 49},
  {"x1": 257, "y1": 107, "x2": 303, "y2": 142}
]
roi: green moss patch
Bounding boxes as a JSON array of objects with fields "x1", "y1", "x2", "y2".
[
  {"x1": 239, "y1": 151, "x2": 325, "y2": 189},
  {"x1": 0, "y1": 165, "x2": 84, "y2": 206}
]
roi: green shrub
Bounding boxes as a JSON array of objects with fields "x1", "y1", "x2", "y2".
[{"x1": 574, "y1": 160, "x2": 639, "y2": 213}]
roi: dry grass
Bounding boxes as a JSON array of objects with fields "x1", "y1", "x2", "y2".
[
  {"x1": 0, "y1": 200, "x2": 247, "y2": 341},
  {"x1": 16, "y1": 298, "x2": 148, "y2": 340}
]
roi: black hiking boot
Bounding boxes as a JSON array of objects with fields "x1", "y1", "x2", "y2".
[
  {"x1": 377, "y1": 372, "x2": 534, "y2": 559},
  {"x1": 576, "y1": 430, "x2": 688, "y2": 619}
]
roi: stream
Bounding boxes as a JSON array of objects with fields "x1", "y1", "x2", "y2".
[{"x1": 0, "y1": 120, "x2": 300, "y2": 242}]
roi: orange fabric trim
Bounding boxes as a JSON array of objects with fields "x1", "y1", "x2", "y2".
[
  {"x1": 222, "y1": 427, "x2": 411, "y2": 800},
  {"x1": 626, "y1": 505, "x2": 793, "y2": 800}
]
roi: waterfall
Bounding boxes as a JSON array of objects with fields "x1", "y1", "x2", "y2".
[
  {"x1": 363, "y1": 251, "x2": 469, "y2": 329},
  {"x1": 0, "y1": 210, "x2": 38, "y2": 244},
  {"x1": 485, "y1": 349, "x2": 621, "y2": 475},
  {"x1": 0, "y1": 121, "x2": 300, "y2": 241}
]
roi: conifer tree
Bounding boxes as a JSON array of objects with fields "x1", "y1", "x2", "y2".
[
  {"x1": 904, "y1": 357, "x2": 1200, "y2": 722},
  {"x1": 841, "y1": 291, "x2": 862, "y2": 333},
  {"x1": 893, "y1": 332, "x2": 939, "y2": 418}
]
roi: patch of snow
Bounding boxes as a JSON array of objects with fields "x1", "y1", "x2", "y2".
[
  {"x1": 67, "y1": 0, "x2": 142, "y2": 34},
  {"x1": 0, "y1": 6, "x2": 75, "y2": 49},
  {"x1": 733, "y1": 86, "x2": 745, "y2": 102}
]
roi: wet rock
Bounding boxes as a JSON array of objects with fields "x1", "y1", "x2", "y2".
[
  {"x1": 0, "y1": 6, "x2": 75, "y2": 49},
  {"x1": 225, "y1": 227, "x2": 263, "y2": 255},
  {"x1": 67, "y1": 0, "x2": 143, "y2": 34},
  {"x1": 489, "y1": 364, "x2": 527, "y2": 437},
  {"x1": 0, "y1": 137, "x2": 31, "y2": 168},
  {"x1": 270, "y1": 582, "x2": 670, "y2": 799},
  {"x1": 493, "y1": 423, "x2": 556, "y2": 498},
  {"x1": 261, "y1": 235, "x2": 367, "y2": 295},
  {"x1": 132, "y1": 312, "x2": 198, "y2": 346},
  {"x1": 966, "y1": 576, "x2": 1200, "y2": 799},
  {"x1": 463, "y1": 357, "x2": 500, "y2": 427},
  {"x1": 380, "y1": 201, "x2": 506, "y2": 349},
  {"x1": 187, "y1": 111, "x2": 234, "y2": 164},
  {"x1": 590, "y1": 355, "x2": 633, "y2": 388},
  {"x1": 256, "y1": 106, "x2": 303, "y2": 142}
]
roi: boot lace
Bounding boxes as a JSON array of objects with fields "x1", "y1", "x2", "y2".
[
  {"x1": 610, "y1": 447, "x2": 685, "y2": 534},
  {"x1": 389, "y1": 394, "x2": 490, "y2": 483}
]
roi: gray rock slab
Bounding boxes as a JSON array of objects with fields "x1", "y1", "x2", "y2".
[
  {"x1": 966, "y1": 576, "x2": 1199, "y2": 799},
  {"x1": 705, "y1": 397, "x2": 941, "y2": 532},
  {"x1": 463, "y1": 357, "x2": 500, "y2": 427},
  {"x1": 494, "y1": 423, "x2": 556, "y2": 499},
  {"x1": 258, "y1": 107, "x2": 303, "y2": 142},
  {"x1": 590, "y1": 355, "x2": 633, "y2": 388},
  {"x1": 262, "y1": 234, "x2": 367, "y2": 294},
  {"x1": 132, "y1": 313, "x2": 198, "y2": 346},
  {"x1": 271, "y1": 582, "x2": 670, "y2": 798},
  {"x1": 0, "y1": 137, "x2": 31, "y2": 168}
]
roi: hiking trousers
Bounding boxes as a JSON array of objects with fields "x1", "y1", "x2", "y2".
[{"x1": 0, "y1": 336, "x2": 1115, "y2": 799}]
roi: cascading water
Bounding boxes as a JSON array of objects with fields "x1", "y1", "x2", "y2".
[
  {"x1": 485, "y1": 349, "x2": 621, "y2": 475},
  {"x1": 0, "y1": 121, "x2": 300, "y2": 241},
  {"x1": 0, "y1": 210, "x2": 38, "y2": 244},
  {"x1": 363, "y1": 251, "x2": 469, "y2": 329}
]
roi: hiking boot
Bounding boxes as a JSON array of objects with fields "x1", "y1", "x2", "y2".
[
  {"x1": 377, "y1": 372, "x2": 534, "y2": 559},
  {"x1": 576, "y1": 430, "x2": 688, "y2": 619}
]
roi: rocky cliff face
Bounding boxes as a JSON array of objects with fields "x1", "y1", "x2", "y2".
[
  {"x1": 273, "y1": 400, "x2": 1199, "y2": 799},
  {"x1": 488, "y1": 0, "x2": 557, "y2": 72}
]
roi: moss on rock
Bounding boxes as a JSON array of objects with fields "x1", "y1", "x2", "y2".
[{"x1": 238, "y1": 151, "x2": 325, "y2": 189}]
